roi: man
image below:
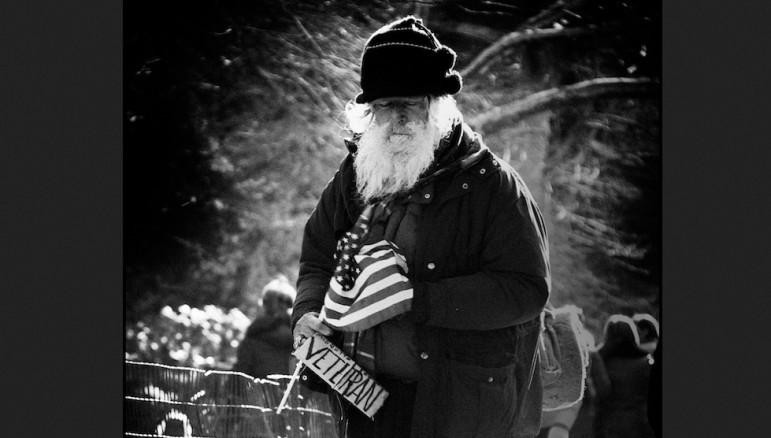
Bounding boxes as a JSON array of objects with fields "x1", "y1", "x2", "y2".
[
  {"x1": 234, "y1": 277, "x2": 296, "y2": 379},
  {"x1": 291, "y1": 15, "x2": 550, "y2": 438}
]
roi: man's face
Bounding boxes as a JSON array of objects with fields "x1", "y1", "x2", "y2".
[
  {"x1": 369, "y1": 96, "x2": 429, "y2": 144},
  {"x1": 354, "y1": 95, "x2": 441, "y2": 203}
]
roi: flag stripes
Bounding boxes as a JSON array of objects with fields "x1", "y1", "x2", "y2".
[{"x1": 320, "y1": 237, "x2": 413, "y2": 332}]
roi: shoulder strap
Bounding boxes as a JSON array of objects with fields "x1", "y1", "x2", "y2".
[{"x1": 539, "y1": 309, "x2": 563, "y2": 384}]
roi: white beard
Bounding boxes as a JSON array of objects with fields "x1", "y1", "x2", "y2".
[{"x1": 354, "y1": 118, "x2": 444, "y2": 203}]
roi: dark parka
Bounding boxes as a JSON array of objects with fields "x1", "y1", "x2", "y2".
[
  {"x1": 233, "y1": 313, "x2": 293, "y2": 379},
  {"x1": 292, "y1": 123, "x2": 551, "y2": 438}
]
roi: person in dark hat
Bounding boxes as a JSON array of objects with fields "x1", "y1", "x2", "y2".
[
  {"x1": 594, "y1": 315, "x2": 656, "y2": 438},
  {"x1": 291, "y1": 15, "x2": 550, "y2": 438}
]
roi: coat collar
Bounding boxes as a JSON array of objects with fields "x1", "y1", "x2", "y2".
[{"x1": 339, "y1": 122, "x2": 491, "y2": 220}]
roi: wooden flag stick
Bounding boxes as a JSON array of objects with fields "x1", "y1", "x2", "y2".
[{"x1": 275, "y1": 361, "x2": 303, "y2": 415}]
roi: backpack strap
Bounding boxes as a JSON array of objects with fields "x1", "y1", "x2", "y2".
[{"x1": 539, "y1": 308, "x2": 563, "y2": 385}]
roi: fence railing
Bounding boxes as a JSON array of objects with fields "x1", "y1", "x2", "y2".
[{"x1": 124, "y1": 361, "x2": 337, "y2": 438}]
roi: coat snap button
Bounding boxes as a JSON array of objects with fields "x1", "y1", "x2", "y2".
[
  {"x1": 462, "y1": 183, "x2": 469, "y2": 189},
  {"x1": 420, "y1": 352, "x2": 429, "y2": 360},
  {"x1": 424, "y1": 193, "x2": 431, "y2": 199},
  {"x1": 487, "y1": 377, "x2": 494, "y2": 383},
  {"x1": 427, "y1": 263, "x2": 435, "y2": 270},
  {"x1": 479, "y1": 168, "x2": 486, "y2": 174},
  {"x1": 492, "y1": 160, "x2": 498, "y2": 166}
]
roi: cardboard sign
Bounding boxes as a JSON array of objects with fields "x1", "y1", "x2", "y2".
[{"x1": 292, "y1": 334, "x2": 388, "y2": 418}]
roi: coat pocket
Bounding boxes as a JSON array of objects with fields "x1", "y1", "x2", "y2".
[{"x1": 441, "y1": 360, "x2": 518, "y2": 438}]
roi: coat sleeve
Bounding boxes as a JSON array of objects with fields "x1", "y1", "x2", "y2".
[
  {"x1": 590, "y1": 351, "x2": 612, "y2": 402},
  {"x1": 291, "y1": 173, "x2": 342, "y2": 332},
  {"x1": 412, "y1": 168, "x2": 550, "y2": 330}
]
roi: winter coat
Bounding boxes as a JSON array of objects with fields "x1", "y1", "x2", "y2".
[
  {"x1": 234, "y1": 313, "x2": 293, "y2": 379},
  {"x1": 647, "y1": 336, "x2": 661, "y2": 438},
  {"x1": 595, "y1": 324, "x2": 655, "y2": 438},
  {"x1": 569, "y1": 350, "x2": 612, "y2": 438},
  {"x1": 292, "y1": 122, "x2": 551, "y2": 438}
]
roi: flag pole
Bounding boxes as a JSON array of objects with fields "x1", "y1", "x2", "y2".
[{"x1": 275, "y1": 360, "x2": 303, "y2": 415}]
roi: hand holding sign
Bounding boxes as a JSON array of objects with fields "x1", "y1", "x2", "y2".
[
  {"x1": 293, "y1": 312, "x2": 333, "y2": 348},
  {"x1": 292, "y1": 334, "x2": 388, "y2": 418}
]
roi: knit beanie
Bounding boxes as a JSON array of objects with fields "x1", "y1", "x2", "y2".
[
  {"x1": 262, "y1": 278, "x2": 296, "y2": 307},
  {"x1": 355, "y1": 16, "x2": 463, "y2": 104}
]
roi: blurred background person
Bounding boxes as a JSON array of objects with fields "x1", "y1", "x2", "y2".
[
  {"x1": 538, "y1": 401, "x2": 583, "y2": 438},
  {"x1": 632, "y1": 313, "x2": 659, "y2": 355},
  {"x1": 593, "y1": 314, "x2": 655, "y2": 438},
  {"x1": 568, "y1": 345, "x2": 611, "y2": 438},
  {"x1": 233, "y1": 276, "x2": 296, "y2": 379},
  {"x1": 634, "y1": 312, "x2": 662, "y2": 438},
  {"x1": 647, "y1": 334, "x2": 661, "y2": 438},
  {"x1": 542, "y1": 306, "x2": 609, "y2": 438}
]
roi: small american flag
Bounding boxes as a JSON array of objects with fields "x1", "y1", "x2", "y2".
[{"x1": 319, "y1": 203, "x2": 413, "y2": 332}]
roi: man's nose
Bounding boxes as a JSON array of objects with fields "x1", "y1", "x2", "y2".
[{"x1": 394, "y1": 107, "x2": 409, "y2": 124}]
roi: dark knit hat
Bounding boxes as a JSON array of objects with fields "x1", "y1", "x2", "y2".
[{"x1": 355, "y1": 16, "x2": 463, "y2": 104}]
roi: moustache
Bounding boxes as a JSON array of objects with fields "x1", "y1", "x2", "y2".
[{"x1": 378, "y1": 120, "x2": 424, "y2": 136}]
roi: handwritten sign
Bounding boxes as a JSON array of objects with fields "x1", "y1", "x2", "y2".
[{"x1": 293, "y1": 334, "x2": 388, "y2": 418}]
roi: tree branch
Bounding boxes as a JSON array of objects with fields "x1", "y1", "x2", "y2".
[
  {"x1": 521, "y1": 0, "x2": 572, "y2": 29},
  {"x1": 293, "y1": 74, "x2": 327, "y2": 110},
  {"x1": 468, "y1": 77, "x2": 658, "y2": 132},
  {"x1": 292, "y1": 15, "x2": 324, "y2": 57},
  {"x1": 460, "y1": 25, "x2": 601, "y2": 78},
  {"x1": 256, "y1": 67, "x2": 284, "y2": 95}
]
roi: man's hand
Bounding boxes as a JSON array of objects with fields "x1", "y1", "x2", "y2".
[{"x1": 292, "y1": 311, "x2": 333, "y2": 349}]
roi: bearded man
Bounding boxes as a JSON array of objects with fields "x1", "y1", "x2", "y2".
[{"x1": 291, "y1": 16, "x2": 550, "y2": 438}]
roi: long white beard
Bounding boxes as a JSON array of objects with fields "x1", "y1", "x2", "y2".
[{"x1": 354, "y1": 119, "x2": 444, "y2": 203}]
